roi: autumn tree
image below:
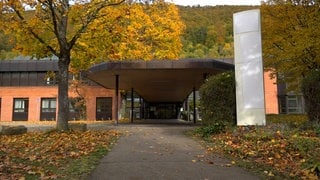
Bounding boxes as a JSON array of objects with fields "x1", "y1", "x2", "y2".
[
  {"x1": 72, "y1": 1, "x2": 184, "y2": 65},
  {"x1": 261, "y1": 0, "x2": 320, "y2": 84},
  {"x1": 69, "y1": 1, "x2": 184, "y2": 123},
  {"x1": 261, "y1": 0, "x2": 320, "y2": 122},
  {"x1": 0, "y1": 0, "x2": 125, "y2": 131},
  {"x1": 0, "y1": 0, "x2": 184, "y2": 130}
]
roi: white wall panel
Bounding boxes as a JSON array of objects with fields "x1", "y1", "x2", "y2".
[{"x1": 233, "y1": 9, "x2": 266, "y2": 126}]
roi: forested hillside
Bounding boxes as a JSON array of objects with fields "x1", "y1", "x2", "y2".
[
  {"x1": 0, "y1": 5, "x2": 258, "y2": 60},
  {"x1": 178, "y1": 5, "x2": 258, "y2": 58}
]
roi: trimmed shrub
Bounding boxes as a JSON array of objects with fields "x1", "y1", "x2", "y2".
[
  {"x1": 199, "y1": 71, "x2": 236, "y2": 126},
  {"x1": 301, "y1": 70, "x2": 320, "y2": 123}
]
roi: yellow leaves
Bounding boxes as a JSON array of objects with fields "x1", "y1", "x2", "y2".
[
  {"x1": 261, "y1": 3, "x2": 320, "y2": 87},
  {"x1": 73, "y1": 1, "x2": 184, "y2": 65},
  {"x1": 274, "y1": 152, "x2": 281, "y2": 159},
  {"x1": 203, "y1": 125, "x2": 320, "y2": 178},
  {"x1": 0, "y1": 130, "x2": 120, "y2": 179},
  {"x1": 78, "y1": 41, "x2": 88, "y2": 48}
]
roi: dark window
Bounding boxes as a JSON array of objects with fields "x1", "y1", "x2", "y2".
[
  {"x1": 20, "y1": 72, "x2": 29, "y2": 86},
  {"x1": 2, "y1": 73, "x2": 11, "y2": 86},
  {"x1": 14, "y1": 98, "x2": 28, "y2": 112},
  {"x1": 13, "y1": 98, "x2": 29, "y2": 121},
  {"x1": 0, "y1": 74, "x2": 2, "y2": 86},
  {"x1": 11, "y1": 73, "x2": 20, "y2": 86},
  {"x1": 41, "y1": 98, "x2": 56, "y2": 112},
  {"x1": 37, "y1": 73, "x2": 46, "y2": 85},
  {"x1": 28, "y1": 73, "x2": 38, "y2": 86},
  {"x1": 40, "y1": 98, "x2": 56, "y2": 121},
  {"x1": 96, "y1": 97, "x2": 112, "y2": 120},
  {"x1": 279, "y1": 96, "x2": 287, "y2": 114},
  {"x1": 279, "y1": 95, "x2": 304, "y2": 114}
]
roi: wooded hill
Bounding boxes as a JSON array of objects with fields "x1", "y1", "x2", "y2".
[
  {"x1": 0, "y1": 5, "x2": 258, "y2": 60},
  {"x1": 178, "y1": 5, "x2": 258, "y2": 58}
]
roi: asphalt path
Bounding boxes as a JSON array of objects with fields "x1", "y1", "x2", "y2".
[{"x1": 87, "y1": 124, "x2": 259, "y2": 180}]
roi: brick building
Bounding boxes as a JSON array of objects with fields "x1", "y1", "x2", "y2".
[
  {"x1": 0, "y1": 60, "x2": 115, "y2": 122},
  {"x1": 0, "y1": 60, "x2": 302, "y2": 123}
]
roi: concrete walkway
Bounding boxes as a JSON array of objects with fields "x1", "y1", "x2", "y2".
[{"x1": 87, "y1": 124, "x2": 259, "y2": 180}]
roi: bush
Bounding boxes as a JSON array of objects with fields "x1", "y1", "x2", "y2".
[
  {"x1": 195, "y1": 123, "x2": 227, "y2": 138},
  {"x1": 199, "y1": 71, "x2": 236, "y2": 126},
  {"x1": 301, "y1": 70, "x2": 320, "y2": 123}
]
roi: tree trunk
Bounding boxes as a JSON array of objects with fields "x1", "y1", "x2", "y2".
[{"x1": 57, "y1": 56, "x2": 70, "y2": 131}]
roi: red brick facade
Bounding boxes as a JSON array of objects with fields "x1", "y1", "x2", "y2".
[
  {"x1": 0, "y1": 86, "x2": 114, "y2": 122},
  {"x1": 264, "y1": 71, "x2": 278, "y2": 114}
]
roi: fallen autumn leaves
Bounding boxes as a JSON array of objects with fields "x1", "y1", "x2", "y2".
[
  {"x1": 198, "y1": 125, "x2": 320, "y2": 179},
  {"x1": 0, "y1": 129, "x2": 120, "y2": 179}
]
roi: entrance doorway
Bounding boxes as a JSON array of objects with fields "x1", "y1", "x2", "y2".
[
  {"x1": 96, "y1": 97, "x2": 112, "y2": 120},
  {"x1": 144, "y1": 103, "x2": 181, "y2": 119}
]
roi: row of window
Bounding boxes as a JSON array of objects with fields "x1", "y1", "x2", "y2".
[
  {"x1": 0, "y1": 72, "x2": 56, "y2": 86},
  {"x1": 7, "y1": 98, "x2": 82, "y2": 121},
  {"x1": 12, "y1": 98, "x2": 57, "y2": 121},
  {"x1": 0, "y1": 72, "x2": 99, "y2": 87},
  {"x1": 0, "y1": 97, "x2": 113, "y2": 121},
  {"x1": 13, "y1": 98, "x2": 56, "y2": 113}
]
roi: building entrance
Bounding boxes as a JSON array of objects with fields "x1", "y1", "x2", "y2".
[
  {"x1": 144, "y1": 103, "x2": 181, "y2": 119},
  {"x1": 96, "y1": 97, "x2": 112, "y2": 120}
]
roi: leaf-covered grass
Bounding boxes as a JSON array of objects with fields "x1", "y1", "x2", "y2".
[
  {"x1": 0, "y1": 130, "x2": 120, "y2": 179},
  {"x1": 194, "y1": 115, "x2": 320, "y2": 179}
]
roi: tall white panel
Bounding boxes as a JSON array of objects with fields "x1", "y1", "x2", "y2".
[{"x1": 233, "y1": 9, "x2": 266, "y2": 126}]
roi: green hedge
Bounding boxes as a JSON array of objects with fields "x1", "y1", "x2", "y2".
[{"x1": 199, "y1": 71, "x2": 236, "y2": 126}]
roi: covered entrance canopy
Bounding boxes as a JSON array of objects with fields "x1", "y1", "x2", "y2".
[
  {"x1": 86, "y1": 59, "x2": 234, "y2": 123},
  {"x1": 87, "y1": 59, "x2": 234, "y2": 102}
]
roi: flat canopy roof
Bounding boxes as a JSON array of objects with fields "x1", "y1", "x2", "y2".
[{"x1": 86, "y1": 59, "x2": 234, "y2": 103}]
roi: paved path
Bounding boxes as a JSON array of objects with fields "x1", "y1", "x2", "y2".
[{"x1": 87, "y1": 125, "x2": 259, "y2": 180}]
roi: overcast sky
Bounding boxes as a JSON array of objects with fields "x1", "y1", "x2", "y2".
[{"x1": 171, "y1": 0, "x2": 264, "y2": 6}]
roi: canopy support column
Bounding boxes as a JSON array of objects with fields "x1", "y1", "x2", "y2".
[
  {"x1": 131, "y1": 88, "x2": 134, "y2": 123},
  {"x1": 115, "y1": 75, "x2": 119, "y2": 125}
]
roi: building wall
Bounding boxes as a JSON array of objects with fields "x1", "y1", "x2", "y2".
[
  {"x1": 0, "y1": 86, "x2": 114, "y2": 122},
  {"x1": 264, "y1": 71, "x2": 279, "y2": 114},
  {"x1": 0, "y1": 75, "x2": 279, "y2": 122},
  {"x1": 79, "y1": 86, "x2": 115, "y2": 121}
]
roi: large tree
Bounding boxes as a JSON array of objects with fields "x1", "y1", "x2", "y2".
[
  {"x1": 0, "y1": 0, "x2": 184, "y2": 130},
  {"x1": 261, "y1": 0, "x2": 320, "y2": 86},
  {"x1": 72, "y1": 1, "x2": 184, "y2": 66}
]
